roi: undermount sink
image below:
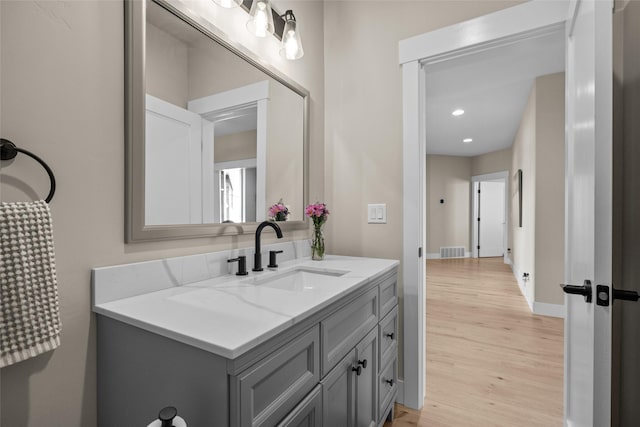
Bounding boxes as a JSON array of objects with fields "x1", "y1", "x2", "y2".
[{"x1": 244, "y1": 266, "x2": 349, "y2": 291}]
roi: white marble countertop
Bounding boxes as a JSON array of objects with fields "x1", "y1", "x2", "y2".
[{"x1": 93, "y1": 255, "x2": 398, "y2": 359}]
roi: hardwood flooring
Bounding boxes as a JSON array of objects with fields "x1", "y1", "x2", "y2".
[{"x1": 386, "y1": 258, "x2": 564, "y2": 426}]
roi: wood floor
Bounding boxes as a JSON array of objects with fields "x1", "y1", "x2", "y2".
[{"x1": 386, "y1": 258, "x2": 564, "y2": 426}]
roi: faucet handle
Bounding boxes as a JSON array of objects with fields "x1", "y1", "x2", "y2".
[
  {"x1": 228, "y1": 256, "x2": 248, "y2": 276},
  {"x1": 267, "y1": 250, "x2": 284, "y2": 268}
]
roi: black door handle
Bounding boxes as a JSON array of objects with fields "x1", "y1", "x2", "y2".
[
  {"x1": 613, "y1": 288, "x2": 639, "y2": 302},
  {"x1": 560, "y1": 280, "x2": 592, "y2": 303}
]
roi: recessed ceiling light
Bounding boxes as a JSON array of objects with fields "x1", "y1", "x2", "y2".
[
  {"x1": 463, "y1": 138, "x2": 473, "y2": 143},
  {"x1": 452, "y1": 109, "x2": 465, "y2": 116}
]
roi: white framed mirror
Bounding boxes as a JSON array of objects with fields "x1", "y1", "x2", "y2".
[{"x1": 125, "y1": 0, "x2": 309, "y2": 242}]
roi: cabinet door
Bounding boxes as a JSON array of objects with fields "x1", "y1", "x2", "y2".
[
  {"x1": 355, "y1": 328, "x2": 378, "y2": 427},
  {"x1": 321, "y1": 287, "x2": 378, "y2": 376},
  {"x1": 321, "y1": 349, "x2": 356, "y2": 427},
  {"x1": 277, "y1": 385, "x2": 322, "y2": 427},
  {"x1": 234, "y1": 326, "x2": 320, "y2": 427}
]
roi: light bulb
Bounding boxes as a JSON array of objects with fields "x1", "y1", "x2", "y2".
[
  {"x1": 284, "y1": 31, "x2": 299, "y2": 59},
  {"x1": 254, "y1": 3, "x2": 268, "y2": 37},
  {"x1": 247, "y1": 0, "x2": 274, "y2": 37},
  {"x1": 279, "y1": 10, "x2": 304, "y2": 60}
]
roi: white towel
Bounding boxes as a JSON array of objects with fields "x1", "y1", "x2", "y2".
[{"x1": 0, "y1": 201, "x2": 61, "y2": 368}]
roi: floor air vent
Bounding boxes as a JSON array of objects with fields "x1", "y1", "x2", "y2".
[{"x1": 440, "y1": 246, "x2": 465, "y2": 259}]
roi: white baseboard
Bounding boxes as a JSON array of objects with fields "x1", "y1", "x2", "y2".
[
  {"x1": 509, "y1": 264, "x2": 565, "y2": 318},
  {"x1": 533, "y1": 302, "x2": 565, "y2": 318},
  {"x1": 510, "y1": 263, "x2": 534, "y2": 311},
  {"x1": 504, "y1": 255, "x2": 512, "y2": 265}
]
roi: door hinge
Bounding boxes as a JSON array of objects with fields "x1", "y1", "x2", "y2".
[
  {"x1": 477, "y1": 245, "x2": 480, "y2": 250},
  {"x1": 477, "y1": 217, "x2": 480, "y2": 222},
  {"x1": 418, "y1": 247, "x2": 422, "y2": 258},
  {"x1": 478, "y1": 189, "x2": 481, "y2": 194}
]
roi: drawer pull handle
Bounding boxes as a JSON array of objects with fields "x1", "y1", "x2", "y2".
[
  {"x1": 357, "y1": 359, "x2": 368, "y2": 369},
  {"x1": 385, "y1": 332, "x2": 395, "y2": 340},
  {"x1": 385, "y1": 378, "x2": 394, "y2": 386},
  {"x1": 352, "y1": 365, "x2": 362, "y2": 376}
]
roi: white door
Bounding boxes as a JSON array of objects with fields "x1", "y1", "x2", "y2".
[
  {"x1": 563, "y1": 0, "x2": 612, "y2": 425},
  {"x1": 145, "y1": 94, "x2": 203, "y2": 225},
  {"x1": 478, "y1": 181, "x2": 505, "y2": 257}
]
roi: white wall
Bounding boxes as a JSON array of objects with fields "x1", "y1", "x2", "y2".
[
  {"x1": 426, "y1": 155, "x2": 471, "y2": 254},
  {"x1": 534, "y1": 73, "x2": 565, "y2": 305},
  {"x1": 0, "y1": 1, "x2": 324, "y2": 425},
  {"x1": 509, "y1": 72, "x2": 565, "y2": 308},
  {"x1": 510, "y1": 81, "x2": 537, "y2": 305}
]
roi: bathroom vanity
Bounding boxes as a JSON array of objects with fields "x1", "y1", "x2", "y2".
[{"x1": 93, "y1": 249, "x2": 398, "y2": 426}]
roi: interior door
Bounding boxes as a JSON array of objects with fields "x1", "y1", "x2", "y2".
[
  {"x1": 478, "y1": 181, "x2": 505, "y2": 257},
  {"x1": 563, "y1": 0, "x2": 613, "y2": 425}
]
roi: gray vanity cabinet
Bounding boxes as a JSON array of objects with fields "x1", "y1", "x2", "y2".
[
  {"x1": 355, "y1": 328, "x2": 378, "y2": 427},
  {"x1": 277, "y1": 385, "x2": 322, "y2": 427},
  {"x1": 96, "y1": 267, "x2": 398, "y2": 427},
  {"x1": 321, "y1": 327, "x2": 378, "y2": 427},
  {"x1": 231, "y1": 326, "x2": 320, "y2": 427}
]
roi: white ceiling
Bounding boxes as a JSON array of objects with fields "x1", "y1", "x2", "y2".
[
  {"x1": 213, "y1": 105, "x2": 257, "y2": 136},
  {"x1": 425, "y1": 30, "x2": 565, "y2": 157}
]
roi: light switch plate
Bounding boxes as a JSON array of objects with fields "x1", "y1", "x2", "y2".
[{"x1": 368, "y1": 203, "x2": 387, "y2": 224}]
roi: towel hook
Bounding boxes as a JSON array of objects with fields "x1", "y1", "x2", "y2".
[{"x1": 0, "y1": 138, "x2": 56, "y2": 203}]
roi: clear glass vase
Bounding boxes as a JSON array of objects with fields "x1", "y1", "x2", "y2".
[{"x1": 311, "y1": 224, "x2": 325, "y2": 260}]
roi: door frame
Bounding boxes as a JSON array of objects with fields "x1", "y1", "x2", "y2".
[
  {"x1": 471, "y1": 171, "x2": 509, "y2": 260},
  {"x1": 399, "y1": 0, "x2": 569, "y2": 410}
]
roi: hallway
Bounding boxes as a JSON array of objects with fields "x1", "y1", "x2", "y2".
[{"x1": 390, "y1": 258, "x2": 564, "y2": 426}]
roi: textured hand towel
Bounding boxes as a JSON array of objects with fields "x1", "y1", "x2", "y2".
[{"x1": 0, "y1": 201, "x2": 61, "y2": 368}]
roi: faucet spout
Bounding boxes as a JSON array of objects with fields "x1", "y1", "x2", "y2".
[{"x1": 253, "y1": 221, "x2": 283, "y2": 271}]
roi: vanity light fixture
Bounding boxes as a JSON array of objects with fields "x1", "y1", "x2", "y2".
[
  {"x1": 246, "y1": 0, "x2": 275, "y2": 37},
  {"x1": 463, "y1": 138, "x2": 473, "y2": 143},
  {"x1": 280, "y1": 10, "x2": 304, "y2": 60},
  {"x1": 212, "y1": 0, "x2": 242, "y2": 9},
  {"x1": 452, "y1": 109, "x2": 465, "y2": 116}
]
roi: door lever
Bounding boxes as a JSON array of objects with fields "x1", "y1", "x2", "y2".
[
  {"x1": 595, "y1": 284, "x2": 640, "y2": 306},
  {"x1": 560, "y1": 280, "x2": 592, "y2": 303},
  {"x1": 613, "y1": 288, "x2": 639, "y2": 302}
]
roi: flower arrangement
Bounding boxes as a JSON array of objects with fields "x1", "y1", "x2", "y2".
[
  {"x1": 268, "y1": 199, "x2": 290, "y2": 221},
  {"x1": 305, "y1": 202, "x2": 329, "y2": 260}
]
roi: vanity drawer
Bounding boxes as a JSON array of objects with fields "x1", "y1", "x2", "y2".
[
  {"x1": 378, "y1": 306, "x2": 398, "y2": 370},
  {"x1": 378, "y1": 273, "x2": 398, "y2": 319},
  {"x1": 277, "y1": 384, "x2": 322, "y2": 427},
  {"x1": 233, "y1": 325, "x2": 320, "y2": 427},
  {"x1": 321, "y1": 287, "x2": 378, "y2": 376},
  {"x1": 378, "y1": 356, "x2": 397, "y2": 422}
]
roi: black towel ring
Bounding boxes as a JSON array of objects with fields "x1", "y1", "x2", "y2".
[{"x1": 0, "y1": 138, "x2": 56, "y2": 203}]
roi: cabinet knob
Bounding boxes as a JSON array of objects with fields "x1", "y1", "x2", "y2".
[
  {"x1": 352, "y1": 365, "x2": 362, "y2": 376},
  {"x1": 357, "y1": 359, "x2": 368, "y2": 369},
  {"x1": 385, "y1": 332, "x2": 395, "y2": 340},
  {"x1": 385, "y1": 378, "x2": 394, "y2": 386}
]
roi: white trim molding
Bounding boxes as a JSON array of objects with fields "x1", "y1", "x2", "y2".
[
  {"x1": 533, "y1": 302, "x2": 565, "y2": 318},
  {"x1": 400, "y1": 0, "x2": 570, "y2": 411}
]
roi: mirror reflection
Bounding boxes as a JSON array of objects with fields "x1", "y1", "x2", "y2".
[{"x1": 144, "y1": 0, "x2": 305, "y2": 226}]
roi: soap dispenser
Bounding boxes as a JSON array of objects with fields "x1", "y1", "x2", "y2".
[{"x1": 147, "y1": 406, "x2": 187, "y2": 427}]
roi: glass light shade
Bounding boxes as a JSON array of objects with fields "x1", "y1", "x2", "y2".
[
  {"x1": 279, "y1": 11, "x2": 304, "y2": 60},
  {"x1": 212, "y1": 0, "x2": 242, "y2": 8},
  {"x1": 246, "y1": 0, "x2": 274, "y2": 38}
]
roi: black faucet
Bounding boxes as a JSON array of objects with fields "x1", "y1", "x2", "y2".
[{"x1": 253, "y1": 221, "x2": 283, "y2": 271}]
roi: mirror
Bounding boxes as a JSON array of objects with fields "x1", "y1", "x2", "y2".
[{"x1": 126, "y1": 0, "x2": 309, "y2": 241}]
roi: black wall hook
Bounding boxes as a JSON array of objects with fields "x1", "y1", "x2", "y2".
[{"x1": 1, "y1": 138, "x2": 56, "y2": 203}]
